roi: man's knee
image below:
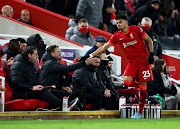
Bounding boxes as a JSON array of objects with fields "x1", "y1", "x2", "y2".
[{"x1": 139, "y1": 85, "x2": 147, "y2": 91}]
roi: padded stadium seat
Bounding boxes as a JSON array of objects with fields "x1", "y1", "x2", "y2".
[
  {"x1": 2, "y1": 43, "x2": 9, "y2": 48},
  {"x1": 25, "y1": 99, "x2": 49, "y2": 109},
  {"x1": 69, "y1": 58, "x2": 80, "y2": 76},
  {"x1": 39, "y1": 58, "x2": 44, "y2": 68},
  {"x1": 85, "y1": 104, "x2": 93, "y2": 110},
  {"x1": 73, "y1": 58, "x2": 80, "y2": 63},
  {"x1": 0, "y1": 70, "x2": 49, "y2": 110},
  {"x1": 5, "y1": 99, "x2": 38, "y2": 110},
  {"x1": 59, "y1": 58, "x2": 67, "y2": 65},
  {"x1": 0, "y1": 37, "x2": 6, "y2": 40}
]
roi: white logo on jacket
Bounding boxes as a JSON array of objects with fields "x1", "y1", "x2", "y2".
[{"x1": 122, "y1": 40, "x2": 137, "y2": 48}]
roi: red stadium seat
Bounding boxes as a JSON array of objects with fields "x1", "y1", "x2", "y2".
[
  {"x1": 39, "y1": 58, "x2": 44, "y2": 68},
  {"x1": 59, "y1": 58, "x2": 67, "y2": 65},
  {"x1": 0, "y1": 37, "x2": 6, "y2": 40},
  {"x1": 73, "y1": 58, "x2": 80, "y2": 63},
  {"x1": 85, "y1": 104, "x2": 93, "y2": 110},
  {"x1": 2, "y1": 43, "x2": 9, "y2": 48},
  {"x1": 69, "y1": 58, "x2": 80, "y2": 76}
]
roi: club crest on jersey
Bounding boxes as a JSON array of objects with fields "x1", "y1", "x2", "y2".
[
  {"x1": 130, "y1": 33, "x2": 134, "y2": 39},
  {"x1": 122, "y1": 40, "x2": 137, "y2": 48}
]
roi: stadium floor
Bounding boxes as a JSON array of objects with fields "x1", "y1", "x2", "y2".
[
  {"x1": 0, "y1": 117, "x2": 180, "y2": 129},
  {"x1": 0, "y1": 110, "x2": 180, "y2": 120}
]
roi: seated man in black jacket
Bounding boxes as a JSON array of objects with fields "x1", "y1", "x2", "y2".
[
  {"x1": 10, "y1": 46, "x2": 69, "y2": 110},
  {"x1": 98, "y1": 52, "x2": 119, "y2": 110},
  {"x1": 39, "y1": 45, "x2": 93, "y2": 98},
  {"x1": 2, "y1": 39, "x2": 20, "y2": 60},
  {"x1": 72, "y1": 56, "x2": 117, "y2": 110}
]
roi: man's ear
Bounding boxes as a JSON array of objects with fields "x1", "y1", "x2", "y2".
[
  {"x1": 28, "y1": 53, "x2": 31, "y2": 59},
  {"x1": 125, "y1": 20, "x2": 128, "y2": 24},
  {"x1": 51, "y1": 52, "x2": 55, "y2": 57}
]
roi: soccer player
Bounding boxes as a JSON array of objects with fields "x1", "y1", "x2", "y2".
[{"x1": 88, "y1": 14, "x2": 154, "y2": 119}]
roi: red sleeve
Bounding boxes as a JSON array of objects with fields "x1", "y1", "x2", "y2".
[
  {"x1": 135, "y1": 26, "x2": 147, "y2": 39},
  {"x1": 109, "y1": 34, "x2": 119, "y2": 46}
]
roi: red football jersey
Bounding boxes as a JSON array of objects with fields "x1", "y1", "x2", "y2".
[{"x1": 109, "y1": 25, "x2": 150, "y2": 62}]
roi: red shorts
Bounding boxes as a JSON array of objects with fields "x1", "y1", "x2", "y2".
[{"x1": 124, "y1": 61, "x2": 153, "y2": 82}]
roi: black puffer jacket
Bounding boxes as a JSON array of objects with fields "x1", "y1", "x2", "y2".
[
  {"x1": 27, "y1": 34, "x2": 46, "y2": 60},
  {"x1": 72, "y1": 65, "x2": 106, "y2": 94},
  {"x1": 98, "y1": 65, "x2": 118, "y2": 96},
  {"x1": 10, "y1": 54, "x2": 39, "y2": 99},
  {"x1": 2, "y1": 45, "x2": 19, "y2": 60},
  {"x1": 103, "y1": 0, "x2": 126, "y2": 25},
  {"x1": 39, "y1": 52, "x2": 86, "y2": 89}
]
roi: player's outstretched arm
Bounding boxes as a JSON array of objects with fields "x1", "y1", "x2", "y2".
[
  {"x1": 144, "y1": 34, "x2": 154, "y2": 64},
  {"x1": 144, "y1": 35, "x2": 153, "y2": 53},
  {"x1": 91, "y1": 42, "x2": 112, "y2": 57}
]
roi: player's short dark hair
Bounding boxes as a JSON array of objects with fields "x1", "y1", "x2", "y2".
[
  {"x1": 21, "y1": 46, "x2": 37, "y2": 60},
  {"x1": 116, "y1": 14, "x2": 128, "y2": 21},
  {"x1": 78, "y1": 18, "x2": 88, "y2": 24},
  {"x1": 47, "y1": 45, "x2": 59, "y2": 54}
]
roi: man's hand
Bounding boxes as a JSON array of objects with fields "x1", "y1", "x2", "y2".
[
  {"x1": 104, "y1": 89, "x2": 111, "y2": 97},
  {"x1": 62, "y1": 86, "x2": 72, "y2": 93},
  {"x1": 7, "y1": 57, "x2": 14, "y2": 66},
  {"x1": 106, "y1": 7, "x2": 116, "y2": 14},
  {"x1": 2, "y1": 54, "x2": 7, "y2": 60},
  {"x1": 0, "y1": 86, "x2": 6, "y2": 91},
  {"x1": 148, "y1": 52, "x2": 154, "y2": 64},
  {"x1": 103, "y1": 23, "x2": 108, "y2": 32},
  {"x1": 153, "y1": 55, "x2": 159, "y2": 61},
  {"x1": 85, "y1": 57, "x2": 96, "y2": 65},
  {"x1": 32, "y1": 85, "x2": 44, "y2": 91}
]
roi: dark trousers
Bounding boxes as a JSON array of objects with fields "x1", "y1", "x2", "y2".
[
  {"x1": 102, "y1": 91, "x2": 119, "y2": 110},
  {"x1": 26, "y1": 88, "x2": 63, "y2": 108},
  {"x1": 80, "y1": 93, "x2": 103, "y2": 110}
]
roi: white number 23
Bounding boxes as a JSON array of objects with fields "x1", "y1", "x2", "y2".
[{"x1": 142, "y1": 70, "x2": 150, "y2": 79}]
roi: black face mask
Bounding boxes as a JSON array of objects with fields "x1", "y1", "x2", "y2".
[
  {"x1": 100, "y1": 60, "x2": 109, "y2": 66},
  {"x1": 144, "y1": 29, "x2": 149, "y2": 34}
]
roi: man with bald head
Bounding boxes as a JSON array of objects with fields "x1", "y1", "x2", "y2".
[
  {"x1": 1, "y1": 5, "x2": 13, "y2": 18},
  {"x1": 17, "y1": 9, "x2": 33, "y2": 26}
]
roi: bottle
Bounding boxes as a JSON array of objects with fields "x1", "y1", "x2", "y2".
[
  {"x1": 131, "y1": 104, "x2": 136, "y2": 116},
  {"x1": 156, "y1": 104, "x2": 161, "y2": 119},
  {"x1": 151, "y1": 104, "x2": 156, "y2": 119},
  {"x1": 144, "y1": 104, "x2": 150, "y2": 119},
  {"x1": 120, "y1": 104, "x2": 126, "y2": 118},
  {"x1": 135, "y1": 104, "x2": 139, "y2": 114},
  {"x1": 119, "y1": 96, "x2": 126, "y2": 111},
  {"x1": 127, "y1": 104, "x2": 131, "y2": 118},
  {"x1": 62, "y1": 96, "x2": 68, "y2": 111}
]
